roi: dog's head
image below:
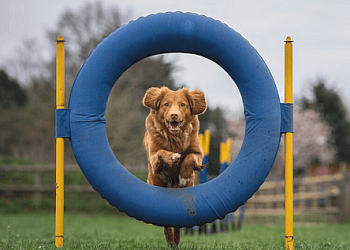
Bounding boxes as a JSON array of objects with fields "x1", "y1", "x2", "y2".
[{"x1": 143, "y1": 87, "x2": 207, "y2": 134}]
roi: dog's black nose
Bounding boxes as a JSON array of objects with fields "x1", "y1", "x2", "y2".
[{"x1": 171, "y1": 113, "x2": 178, "y2": 119}]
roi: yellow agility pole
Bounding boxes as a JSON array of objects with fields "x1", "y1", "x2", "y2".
[
  {"x1": 196, "y1": 134, "x2": 205, "y2": 186},
  {"x1": 197, "y1": 130, "x2": 211, "y2": 184},
  {"x1": 203, "y1": 130, "x2": 211, "y2": 155},
  {"x1": 220, "y1": 142, "x2": 225, "y2": 165},
  {"x1": 199, "y1": 134, "x2": 204, "y2": 153},
  {"x1": 284, "y1": 36, "x2": 294, "y2": 250},
  {"x1": 220, "y1": 139, "x2": 232, "y2": 165},
  {"x1": 55, "y1": 35, "x2": 65, "y2": 248}
]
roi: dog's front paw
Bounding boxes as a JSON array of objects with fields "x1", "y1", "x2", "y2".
[
  {"x1": 178, "y1": 175, "x2": 191, "y2": 186},
  {"x1": 157, "y1": 150, "x2": 180, "y2": 166},
  {"x1": 178, "y1": 168, "x2": 193, "y2": 187},
  {"x1": 171, "y1": 153, "x2": 181, "y2": 166}
]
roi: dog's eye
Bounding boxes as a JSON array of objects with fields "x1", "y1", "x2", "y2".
[
  {"x1": 164, "y1": 103, "x2": 169, "y2": 107},
  {"x1": 181, "y1": 103, "x2": 185, "y2": 107}
]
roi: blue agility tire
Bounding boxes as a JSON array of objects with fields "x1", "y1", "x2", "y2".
[{"x1": 68, "y1": 12, "x2": 281, "y2": 227}]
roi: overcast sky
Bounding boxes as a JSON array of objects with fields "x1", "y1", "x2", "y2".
[{"x1": 1, "y1": 0, "x2": 349, "y2": 114}]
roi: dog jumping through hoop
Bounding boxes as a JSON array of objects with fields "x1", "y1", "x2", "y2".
[{"x1": 142, "y1": 86, "x2": 207, "y2": 246}]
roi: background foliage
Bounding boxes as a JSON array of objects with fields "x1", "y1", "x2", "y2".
[
  {"x1": 1, "y1": 1, "x2": 349, "y2": 177},
  {"x1": 0, "y1": 2, "x2": 230, "y2": 172}
]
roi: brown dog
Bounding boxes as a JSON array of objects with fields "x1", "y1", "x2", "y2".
[{"x1": 142, "y1": 86, "x2": 207, "y2": 246}]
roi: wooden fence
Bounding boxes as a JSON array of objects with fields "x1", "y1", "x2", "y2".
[
  {"x1": 245, "y1": 167, "x2": 350, "y2": 221},
  {"x1": 0, "y1": 165, "x2": 95, "y2": 207},
  {"x1": 1, "y1": 165, "x2": 349, "y2": 221}
]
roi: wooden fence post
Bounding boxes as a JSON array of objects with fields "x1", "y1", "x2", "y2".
[
  {"x1": 33, "y1": 170, "x2": 42, "y2": 207},
  {"x1": 339, "y1": 164, "x2": 350, "y2": 221}
]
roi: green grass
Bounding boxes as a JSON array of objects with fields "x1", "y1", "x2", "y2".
[{"x1": 1, "y1": 213, "x2": 350, "y2": 249}]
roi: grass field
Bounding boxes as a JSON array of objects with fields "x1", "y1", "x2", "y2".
[{"x1": 1, "y1": 213, "x2": 350, "y2": 250}]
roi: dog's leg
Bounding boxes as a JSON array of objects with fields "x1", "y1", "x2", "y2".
[
  {"x1": 158, "y1": 150, "x2": 181, "y2": 166},
  {"x1": 174, "y1": 227, "x2": 181, "y2": 246},
  {"x1": 150, "y1": 150, "x2": 181, "y2": 174},
  {"x1": 178, "y1": 153, "x2": 203, "y2": 187},
  {"x1": 164, "y1": 227, "x2": 175, "y2": 246}
]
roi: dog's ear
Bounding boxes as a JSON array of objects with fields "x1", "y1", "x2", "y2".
[
  {"x1": 186, "y1": 89, "x2": 207, "y2": 115},
  {"x1": 142, "y1": 87, "x2": 168, "y2": 110}
]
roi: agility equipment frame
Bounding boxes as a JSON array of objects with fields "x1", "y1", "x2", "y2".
[
  {"x1": 55, "y1": 35, "x2": 65, "y2": 248},
  {"x1": 55, "y1": 13, "x2": 294, "y2": 249},
  {"x1": 285, "y1": 36, "x2": 294, "y2": 250}
]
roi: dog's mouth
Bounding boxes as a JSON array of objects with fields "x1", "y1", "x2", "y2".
[{"x1": 167, "y1": 120, "x2": 183, "y2": 134}]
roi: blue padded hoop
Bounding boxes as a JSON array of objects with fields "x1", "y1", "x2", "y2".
[{"x1": 69, "y1": 12, "x2": 281, "y2": 227}]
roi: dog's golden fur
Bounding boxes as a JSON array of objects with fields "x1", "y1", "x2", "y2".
[{"x1": 142, "y1": 86, "x2": 207, "y2": 246}]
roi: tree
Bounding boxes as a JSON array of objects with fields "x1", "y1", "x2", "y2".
[
  {"x1": 228, "y1": 108, "x2": 335, "y2": 179},
  {"x1": 300, "y1": 79, "x2": 350, "y2": 163},
  {"x1": 47, "y1": 1, "x2": 129, "y2": 92},
  {"x1": 0, "y1": 69, "x2": 27, "y2": 109},
  {"x1": 0, "y1": 69, "x2": 29, "y2": 156},
  {"x1": 0, "y1": 2, "x2": 178, "y2": 165}
]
